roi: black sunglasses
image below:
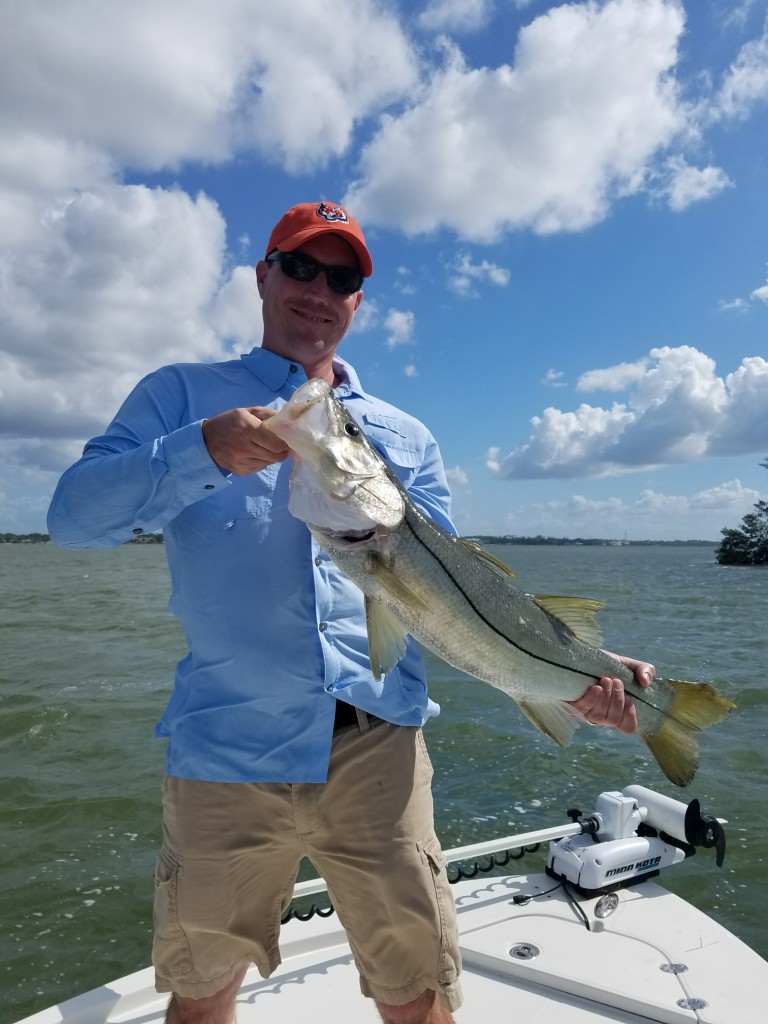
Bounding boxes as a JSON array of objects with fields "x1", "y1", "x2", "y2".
[{"x1": 266, "y1": 250, "x2": 364, "y2": 296}]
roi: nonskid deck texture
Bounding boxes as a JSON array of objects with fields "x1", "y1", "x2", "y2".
[{"x1": 15, "y1": 870, "x2": 768, "y2": 1024}]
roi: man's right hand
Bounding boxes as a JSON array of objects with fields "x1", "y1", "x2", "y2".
[{"x1": 202, "y1": 407, "x2": 290, "y2": 476}]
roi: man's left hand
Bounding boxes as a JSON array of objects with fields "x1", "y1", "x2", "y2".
[{"x1": 568, "y1": 656, "x2": 655, "y2": 735}]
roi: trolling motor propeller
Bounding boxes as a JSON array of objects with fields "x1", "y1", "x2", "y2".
[{"x1": 684, "y1": 798, "x2": 726, "y2": 867}]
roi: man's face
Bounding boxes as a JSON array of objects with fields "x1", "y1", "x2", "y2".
[{"x1": 256, "y1": 233, "x2": 363, "y2": 369}]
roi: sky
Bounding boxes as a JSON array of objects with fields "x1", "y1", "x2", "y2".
[{"x1": 1, "y1": 0, "x2": 767, "y2": 541}]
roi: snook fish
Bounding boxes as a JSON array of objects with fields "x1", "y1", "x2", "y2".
[{"x1": 267, "y1": 379, "x2": 735, "y2": 787}]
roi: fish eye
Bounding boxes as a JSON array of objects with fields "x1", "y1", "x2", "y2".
[{"x1": 344, "y1": 422, "x2": 361, "y2": 437}]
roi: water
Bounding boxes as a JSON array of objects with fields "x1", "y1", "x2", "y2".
[{"x1": 1, "y1": 542, "x2": 766, "y2": 1022}]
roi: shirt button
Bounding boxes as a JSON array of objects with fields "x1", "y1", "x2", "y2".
[
  {"x1": 314, "y1": 556, "x2": 322, "y2": 566},
  {"x1": 132, "y1": 528, "x2": 143, "y2": 535},
  {"x1": 319, "y1": 622, "x2": 328, "y2": 632},
  {"x1": 204, "y1": 484, "x2": 214, "y2": 490},
  {"x1": 325, "y1": 683, "x2": 334, "y2": 693},
  {"x1": 289, "y1": 364, "x2": 298, "y2": 373}
]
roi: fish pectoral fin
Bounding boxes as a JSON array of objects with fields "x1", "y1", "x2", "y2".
[
  {"x1": 460, "y1": 539, "x2": 517, "y2": 579},
  {"x1": 365, "y1": 553, "x2": 431, "y2": 612},
  {"x1": 531, "y1": 595, "x2": 604, "y2": 647},
  {"x1": 517, "y1": 699, "x2": 583, "y2": 748},
  {"x1": 363, "y1": 554, "x2": 430, "y2": 680},
  {"x1": 365, "y1": 596, "x2": 410, "y2": 681}
]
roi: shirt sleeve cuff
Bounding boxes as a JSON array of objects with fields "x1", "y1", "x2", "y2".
[{"x1": 158, "y1": 420, "x2": 231, "y2": 495}]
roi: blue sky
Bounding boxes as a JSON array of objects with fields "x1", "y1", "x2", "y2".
[{"x1": 1, "y1": 0, "x2": 767, "y2": 540}]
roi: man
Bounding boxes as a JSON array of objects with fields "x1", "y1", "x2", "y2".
[{"x1": 48, "y1": 202, "x2": 653, "y2": 1024}]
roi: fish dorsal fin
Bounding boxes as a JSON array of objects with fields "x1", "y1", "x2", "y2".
[
  {"x1": 365, "y1": 596, "x2": 410, "y2": 681},
  {"x1": 460, "y1": 539, "x2": 517, "y2": 579},
  {"x1": 532, "y1": 594, "x2": 604, "y2": 647},
  {"x1": 517, "y1": 699, "x2": 584, "y2": 748}
]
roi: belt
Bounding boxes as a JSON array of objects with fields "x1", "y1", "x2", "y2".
[{"x1": 333, "y1": 700, "x2": 384, "y2": 733}]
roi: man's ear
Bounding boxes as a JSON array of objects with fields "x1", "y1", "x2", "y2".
[{"x1": 255, "y1": 261, "x2": 268, "y2": 298}]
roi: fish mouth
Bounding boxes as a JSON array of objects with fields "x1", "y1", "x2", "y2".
[
  {"x1": 335, "y1": 528, "x2": 377, "y2": 544},
  {"x1": 312, "y1": 525, "x2": 377, "y2": 545},
  {"x1": 341, "y1": 529, "x2": 376, "y2": 543}
]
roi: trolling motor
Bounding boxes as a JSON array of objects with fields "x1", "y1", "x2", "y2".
[{"x1": 546, "y1": 785, "x2": 726, "y2": 893}]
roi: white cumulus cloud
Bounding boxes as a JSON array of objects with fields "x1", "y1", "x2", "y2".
[
  {"x1": 489, "y1": 347, "x2": 768, "y2": 479},
  {"x1": 661, "y1": 156, "x2": 733, "y2": 211},
  {"x1": 0, "y1": 0, "x2": 418, "y2": 175},
  {"x1": 712, "y1": 14, "x2": 768, "y2": 120},
  {"x1": 0, "y1": 0, "x2": 420, "y2": 476},
  {"x1": 0, "y1": 184, "x2": 251, "y2": 447},
  {"x1": 446, "y1": 465, "x2": 470, "y2": 486},
  {"x1": 494, "y1": 479, "x2": 761, "y2": 541},
  {"x1": 347, "y1": 0, "x2": 689, "y2": 237},
  {"x1": 418, "y1": 0, "x2": 493, "y2": 34},
  {"x1": 449, "y1": 252, "x2": 510, "y2": 296},
  {"x1": 384, "y1": 308, "x2": 416, "y2": 348}
]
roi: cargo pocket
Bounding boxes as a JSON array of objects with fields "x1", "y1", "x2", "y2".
[
  {"x1": 152, "y1": 842, "x2": 194, "y2": 979},
  {"x1": 421, "y1": 835, "x2": 461, "y2": 987}
]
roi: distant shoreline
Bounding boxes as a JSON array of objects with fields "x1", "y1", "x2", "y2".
[
  {"x1": 466, "y1": 535, "x2": 717, "y2": 547},
  {"x1": 0, "y1": 533, "x2": 164, "y2": 544},
  {"x1": 1, "y1": 532, "x2": 716, "y2": 547}
]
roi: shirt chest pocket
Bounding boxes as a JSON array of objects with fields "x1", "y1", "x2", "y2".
[{"x1": 362, "y1": 413, "x2": 423, "y2": 488}]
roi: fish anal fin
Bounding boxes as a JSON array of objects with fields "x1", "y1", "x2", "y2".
[
  {"x1": 460, "y1": 539, "x2": 517, "y2": 579},
  {"x1": 365, "y1": 596, "x2": 409, "y2": 681},
  {"x1": 532, "y1": 595, "x2": 604, "y2": 647},
  {"x1": 517, "y1": 699, "x2": 583, "y2": 748}
]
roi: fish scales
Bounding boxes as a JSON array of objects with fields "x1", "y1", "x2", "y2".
[
  {"x1": 333, "y1": 498, "x2": 620, "y2": 699},
  {"x1": 267, "y1": 379, "x2": 735, "y2": 786}
]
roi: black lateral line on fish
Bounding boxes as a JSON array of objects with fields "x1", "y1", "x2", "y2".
[
  {"x1": 405, "y1": 518, "x2": 669, "y2": 717},
  {"x1": 405, "y1": 520, "x2": 597, "y2": 680}
]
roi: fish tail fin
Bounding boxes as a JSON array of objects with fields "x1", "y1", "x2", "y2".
[{"x1": 641, "y1": 680, "x2": 735, "y2": 787}]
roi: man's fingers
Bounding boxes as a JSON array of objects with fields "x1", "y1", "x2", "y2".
[
  {"x1": 202, "y1": 408, "x2": 290, "y2": 475},
  {"x1": 571, "y1": 677, "x2": 639, "y2": 734}
]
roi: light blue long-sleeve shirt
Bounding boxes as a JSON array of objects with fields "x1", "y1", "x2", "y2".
[{"x1": 47, "y1": 349, "x2": 454, "y2": 783}]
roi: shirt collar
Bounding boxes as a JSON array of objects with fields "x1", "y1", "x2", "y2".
[
  {"x1": 239, "y1": 347, "x2": 307, "y2": 393},
  {"x1": 239, "y1": 347, "x2": 371, "y2": 403},
  {"x1": 332, "y1": 355, "x2": 370, "y2": 402}
]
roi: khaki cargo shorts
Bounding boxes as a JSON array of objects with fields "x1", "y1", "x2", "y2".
[{"x1": 152, "y1": 717, "x2": 462, "y2": 1011}]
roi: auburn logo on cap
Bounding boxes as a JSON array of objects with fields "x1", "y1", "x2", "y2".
[{"x1": 316, "y1": 203, "x2": 349, "y2": 224}]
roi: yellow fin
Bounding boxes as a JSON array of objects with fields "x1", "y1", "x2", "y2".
[
  {"x1": 641, "y1": 679, "x2": 736, "y2": 787},
  {"x1": 460, "y1": 539, "x2": 517, "y2": 579},
  {"x1": 365, "y1": 596, "x2": 409, "y2": 681},
  {"x1": 365, "y1": 552, "x2": 431, "y2": 612},
  {"x1": 532, "y1": 594, "x2": 604, "y2": 647},
  {"x1": 517, "y1": 699, "x2": 583, "y2": 748}
]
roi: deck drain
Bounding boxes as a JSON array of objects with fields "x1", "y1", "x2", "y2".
[{"x1": 509, "y1": 943, "x2": 540, "y2": 960}]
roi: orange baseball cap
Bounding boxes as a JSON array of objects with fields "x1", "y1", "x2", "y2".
[{"x1": 265, "y1": 202, "x2": 373, "y2": 277}]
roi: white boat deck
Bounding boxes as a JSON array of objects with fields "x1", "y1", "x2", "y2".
[{"x1": 15, "y1": 870, "x2": 767, "y2": 1024}]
